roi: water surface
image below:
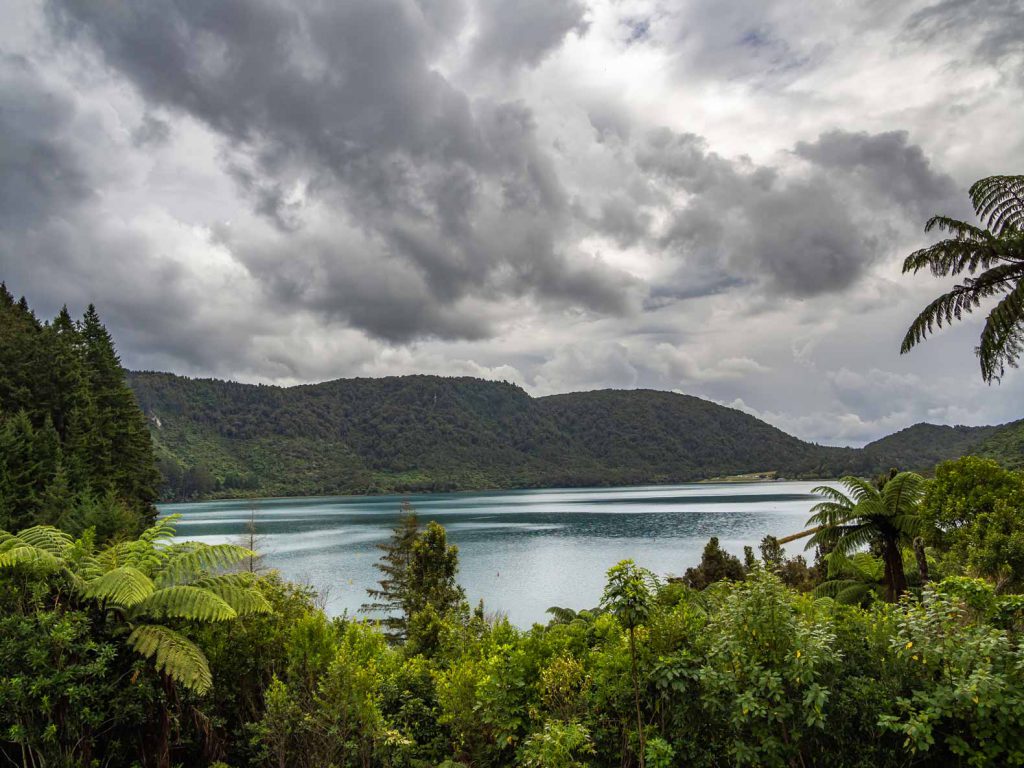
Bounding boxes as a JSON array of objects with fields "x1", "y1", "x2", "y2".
[{"x1": 163, "y1": 481, "x2": 830, "y2": 626}]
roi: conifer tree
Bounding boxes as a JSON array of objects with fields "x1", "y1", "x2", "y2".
[
  {"x1": 0, "y1": 291, "x2": 160, "y2": 534},
  {"x1": 363, "y1": 502, "x2": 421, "y2": 641},
  {"x1": 404, "y1": 520, "x2": 465, "y2": 621},
  {"x1": 0, "y1": 412, "x2": 50, "y2": 530},
  {"x1": 42, "y1": 306, "x2": 87, "y2": 442}
]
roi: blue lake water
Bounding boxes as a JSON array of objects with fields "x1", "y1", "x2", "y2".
[{"x1": 161, "y1": 481, "x2": 831, "y2": 626}]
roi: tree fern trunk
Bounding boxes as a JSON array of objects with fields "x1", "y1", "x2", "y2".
[
  {"x1": 913, "y1": 537, "x2": 929, "y2": 584},
  {"x1": 882, "y1": 538, "x2": 908, "y2": 602}
]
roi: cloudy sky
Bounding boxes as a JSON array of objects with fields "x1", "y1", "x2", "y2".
[{"x1": 3, "y1": 0, "x2": 1023, "y2": 446}]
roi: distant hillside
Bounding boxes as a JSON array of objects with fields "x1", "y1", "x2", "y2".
[
  {"x1": 976, "y1": 420, "x2": 1024, "y2": 469},
  {"x1": 126, "y1": 371, "x2": 1013, "y2": 500},
  {"x1": 859, "y1": 423, "x2": 1002, "y2": 472}
]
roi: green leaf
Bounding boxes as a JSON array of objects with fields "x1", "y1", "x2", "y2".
[
  {"x1": 82, "y1": 566, "x2": 155, "y2": 607},
  {"x1": 135, "y1": 585, "x2": 237, "y2": 622},
  {"x1": 127, "y1": 624, "x2": 213, "y2": 694}
]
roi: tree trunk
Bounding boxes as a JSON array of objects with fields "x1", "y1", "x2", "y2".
[
  {"x1": 913, "y1": 537, "x2": 929, "y2": 585},
  {"x1": 629, "y1": 628, "x2": 646, "y2": 768},
  {"x1": 882, "y1": 538, "x2": 908, "y2": 602}
]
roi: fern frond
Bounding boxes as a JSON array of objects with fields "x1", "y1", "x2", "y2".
[
  {"x1": 197, "y1": 583, "x2": 272, "y2": 616},
  {"x1": 82, "y1": 566, "x2": 155, "y2": 607},
  {"x1": 156, "y1": 543, "x2": 255, "y2": 586},
  {"x1": 900, "y1": 273, "x2": 1010, "y2": 354},
  {"x1": 830, "y1": 524, "x2": 877, "y2": 557},
  {"x1": 135, "y1": 586, "x2": 237, "y2": 622},
  {"x1": 847, "y1": 476, "x2": 883, "y2": 504},
  {"x1": 0, "y1": 544, "x2": 63, "y2": 571},
  {"x1": 807, "y1": 501, "x2": 852, "y2": 528},
  {"x1": 192, "y1": 573, "x2": 258, "y2": 588},
  {"x1": 881, "y1": 472, "x2": 926, "y2": 513},
  {"x1": 902, "y1": 235, "x2": 1002, "y2": 279},
  {"x1": 810, "y1": 485, "x2": 854, "y2": 508},
  {"x1": 977, "y1": 280, "x2": 1024, "y2": 382},
  {"x1": 815, "y1": 579, "x2": 864, "y2": 601},
  {"x1": 95, "y1": 540, "x2": 133, "y2": 572},
  {"x1": 827, "y1": 551, "x2": 884, "y2": 581},
  {"x1": 14, "y1": 526, "x2": 73, "y2": 556},
  {"x1": 127, "y1": 624, "x2": 213, "y2": 694},
  {"x1": 923, "y1": 215, "x2": 989, "y2": 239},
  {"x1": 970, "y1": 175, "x2": 1024, "y2": 235},
  {"x1": 140, "y1": 515, "x2": 181, "y2": 547}
]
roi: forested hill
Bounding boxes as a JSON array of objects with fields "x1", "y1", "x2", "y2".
[{"x1": 126, "y1": 371, "x2": 1015, "y2": 500}]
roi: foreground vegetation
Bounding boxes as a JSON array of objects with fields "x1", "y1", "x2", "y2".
[{"x1": 4, "y1": 455, "x2": 1024, "y2": 768}]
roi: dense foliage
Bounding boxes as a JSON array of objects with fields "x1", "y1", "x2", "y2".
[
  {"x1": 0, "y1": 286, "x2": 160, "y2": 534},
  {"x1": 5, "y1": 485, "x2": 1024, "y2": 767},
  {"x1": 126, "y1": 371, "x2": 1017, "y2": 501}
]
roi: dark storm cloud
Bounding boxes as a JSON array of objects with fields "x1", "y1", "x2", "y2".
[
  {"x1": 45, "y1": 0, "x2": 630, "y2": 342},
  {"x1": 637, "y1": 127, "x2": 878, "y2": 297},
  {"x1": 470, "y1": 0, "x2": 589, "y2": 72},
  {"x1": 0, "y1": 56, "x2": 92, "y2": 228},
  {"x1": 794, "y1": 130, "x2": 962, "y2": 219}
]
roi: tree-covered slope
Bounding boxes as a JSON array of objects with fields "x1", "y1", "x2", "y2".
[
  {"x1": 127, "y1": 371, "x2": 1013, "y2": 500},
  {"x1": 859, "y1": 423, "x2": 1002, "y2": 473},
  {"x1": 975, "y1": 419, "x2": 1024, "y2": 469}
]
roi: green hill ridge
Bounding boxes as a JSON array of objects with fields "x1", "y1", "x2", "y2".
[{"x1": 126, "y1": 371, "x2": 1022, "y2": 500}]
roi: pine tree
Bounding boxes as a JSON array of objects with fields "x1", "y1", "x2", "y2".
[
  {"x1": 0, "y1": 292, "x2": 159, "y2": 536},
  {"x1": 41, "y1": 306, "x2": 86, "y2": 442},
  {"x1": 79, "y1": 304, "x2": 160, "y2": 524},
  {"x1": 0, "y1": 411, "x2": 50, "y2": 530},
  {"x1": 362, "y1": 502, "x2": 420, "y2": 641},
  {"x1": 0, "y1": 284, "x2": 44, "y2": 416},
  {"x1": 37, "y1": 450, "x2": 76, "y2": 529},
  {"x1": 403, "y1": 520, "x2": 465, "y2": 622}
]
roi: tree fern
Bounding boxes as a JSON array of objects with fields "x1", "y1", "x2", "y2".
[
  {"x1": 0, "y1": 528, "x2": 71, "y2": 572},
  {"x1": 193, "y1": 576, "x2": 272, "y2": 615},
  {"x1": 135, "y1": 585, "x2": 237, "y2": 622},
  {"x1": 901, "y1": 174, "x2": 1024, "y2": 382},
  {"x1": 3, "y1": 516, "x2": 272, "y2": 694},
  {"x1": 806, "y1": 473, "x2": 926, "y2": 601},
  {"x1": 128, "y1": 624, "x2": 213, "y2": 694},
  {"x1": 82, "y1": 565, "x2": 156, "y2": 607},
  {"x1": 970, "y1": 175, "x2": 1024, "y2": 235},
  {"x1": 13, "y1": 526, "x2": 73, "y2": 555},
  {"x1": 155, "y1": 542, "x2": 255, "y2": 587}
]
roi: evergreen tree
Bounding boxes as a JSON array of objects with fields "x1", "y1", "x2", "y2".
[
  {"x1": 363, "y1": 501, "x2": 421, "y2": 641},
  {"x1": 403, "y1": 520, "x2": 465, "y2": 624},
  {"x1": 682, "y1": 536, "x2": 746, "y2": 589},
  {"x1": 79, "y1": 304, "x2": 160, "y2": 524},
  {"x1": 40, "y1": 307, "x2": 86, "y2": 442},
  {"x1": 0, "y1": 284, "x2": 44, "y2": 416},
  {"x1": 0, "y1": 291, "x2": 160, "y2": 535},
  {"x1": 37, "y1": 452, "x2": 76, "y2": 530},
  {"x1": 0, "y1": 411, "x2": 57, "y2": 530}
]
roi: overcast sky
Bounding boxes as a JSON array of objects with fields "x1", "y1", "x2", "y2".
[{"x1": 3, "y1": 0, "x2": 1022, "y2": 446}]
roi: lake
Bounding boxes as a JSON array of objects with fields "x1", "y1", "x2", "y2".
[{"x1": 162, "y1": 481, "x2": 831, "y2": 626}]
